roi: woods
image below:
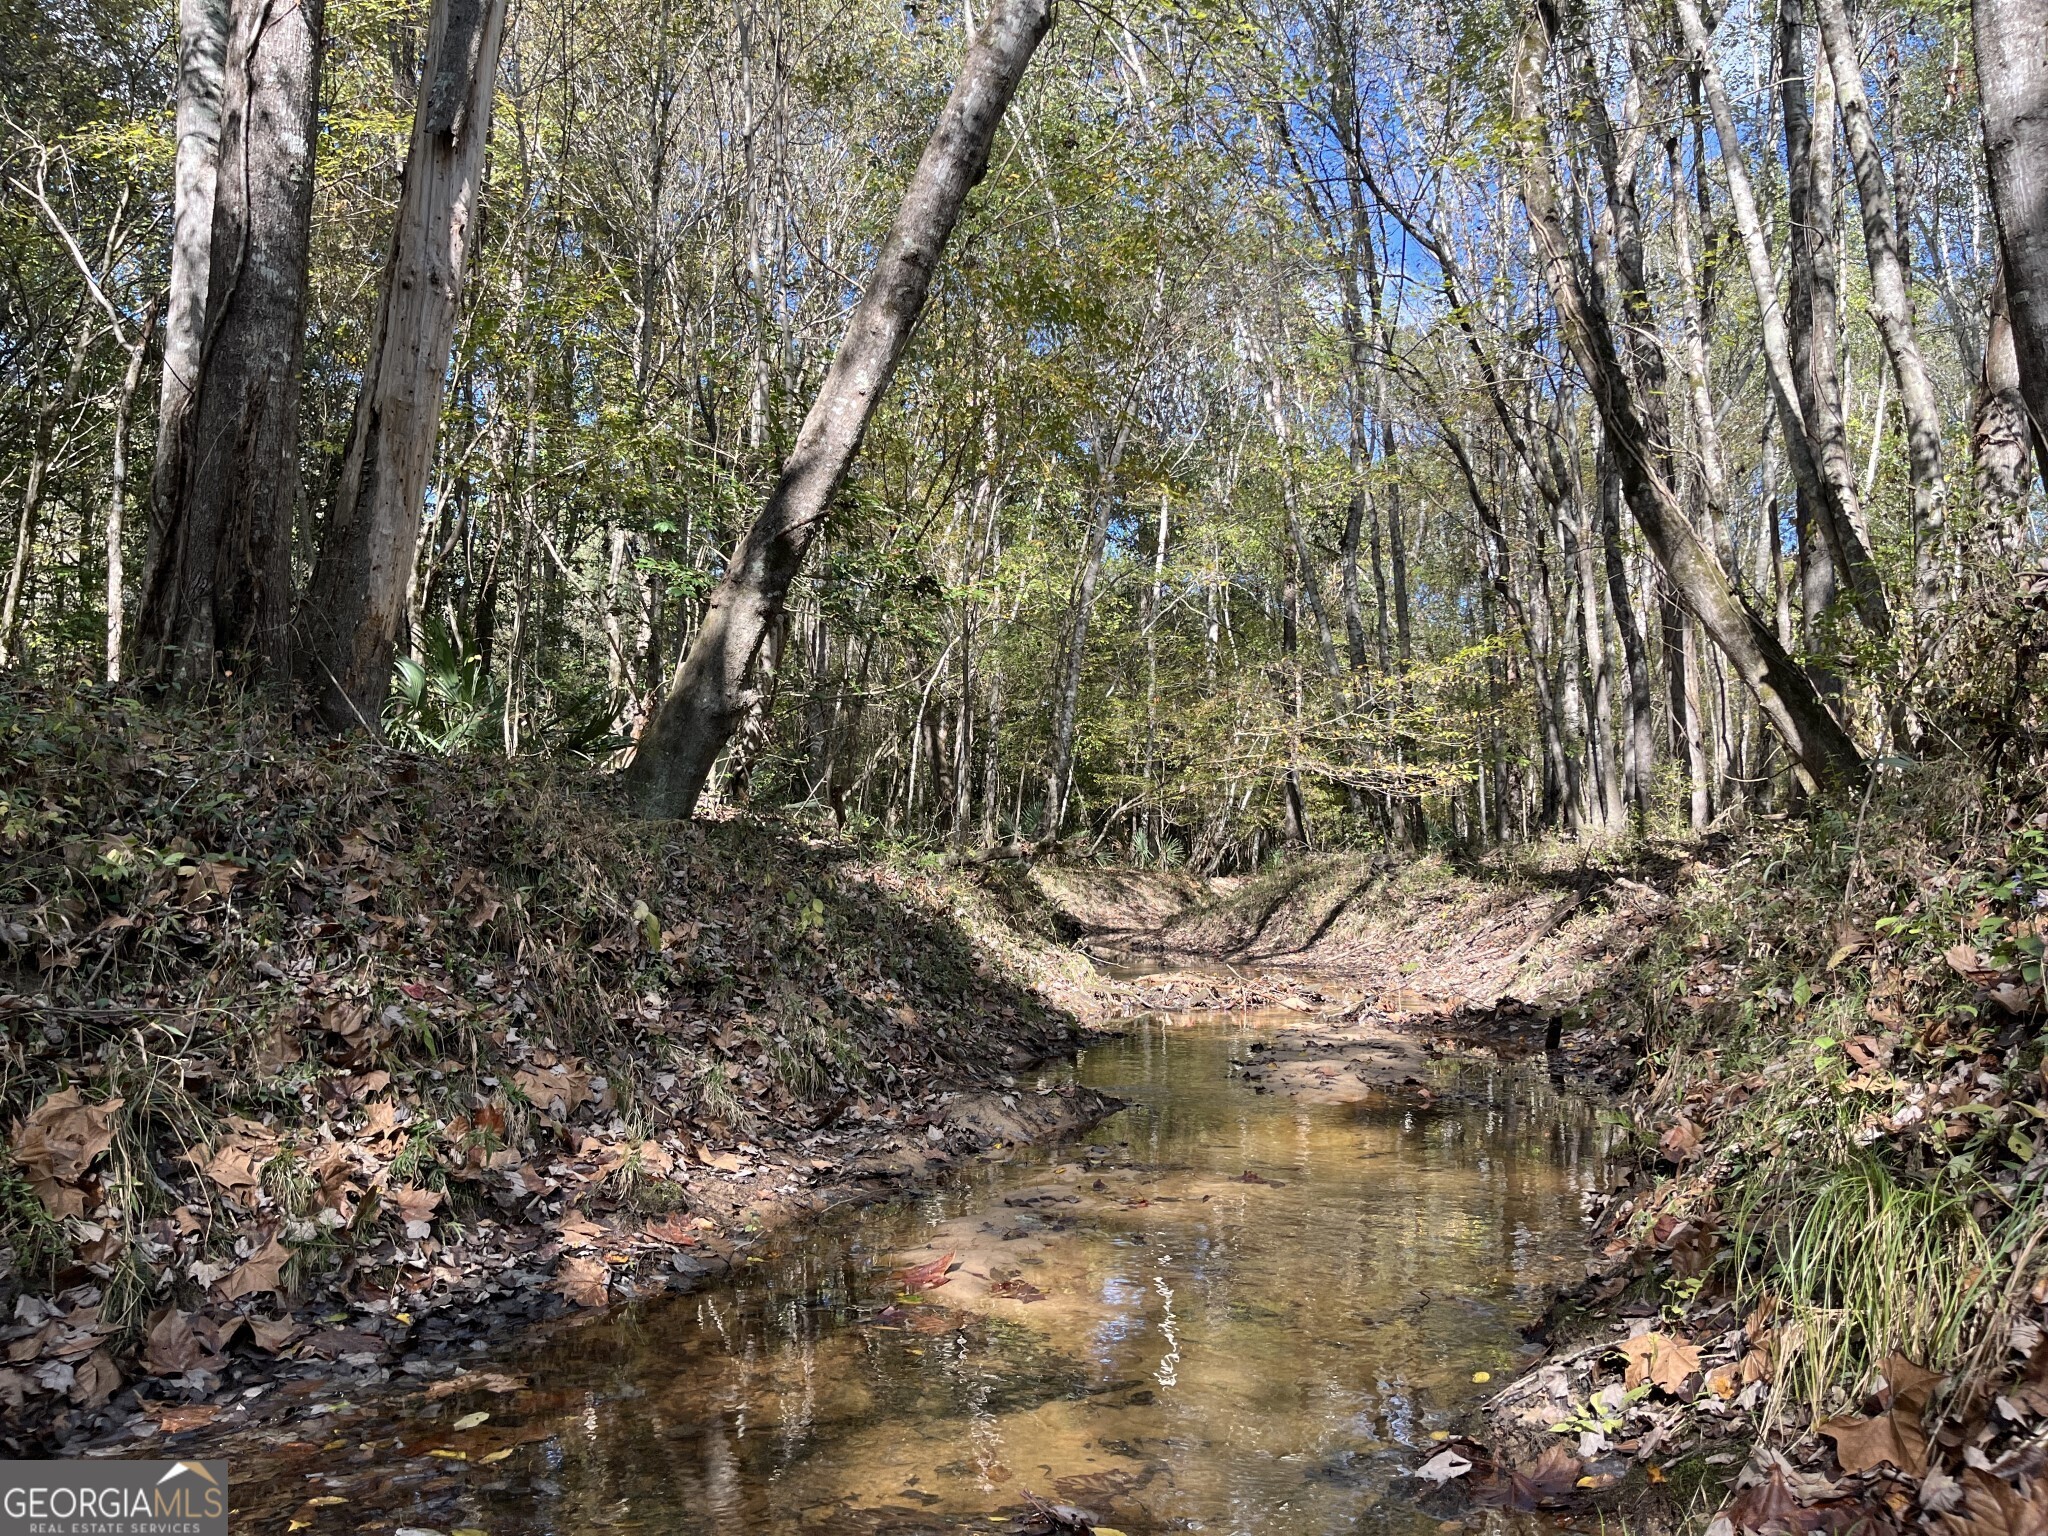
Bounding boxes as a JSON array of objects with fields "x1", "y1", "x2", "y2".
[{"x1": 1, "y1": 0, "x2": 2044, "y2": 856}]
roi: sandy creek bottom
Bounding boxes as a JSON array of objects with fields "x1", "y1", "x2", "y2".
[{"x1": 230, "y1": 1014, "x2": 1616, "y2": 1535}]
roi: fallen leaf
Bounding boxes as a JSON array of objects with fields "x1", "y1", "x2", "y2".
[
  {"x1": 1657, "y1": 1120, "x2": 1703, "y2": 1164},
  {"x1": 214, "y1": 1233, "x2": 291, "y2": 1300},
  {"x1": 1820, "y1": 1406, "x2": 1929, "y2": 1475},
  {"x1": 153, "y1": 1403, "x2": 221, "y2": 1433},
  {"x1": 554, "y1": 1255, "x2": 610, "y2": 1307},
  {"x1": 143, "y1": 1309, "x2": 218, "y2": 1375},
  {"x1": 10, "y1": 1089, "x2": 124, "y2": 1217},
  {"x1": 891, "y1": 1250, "x2": 957, "y2": 1293},
  {"x1": 451, "y1": 1411, "x2": 489, "y2": 1430},
  {"x1": 247, "y1": 1315, "x2": 305, "y2": 1352},
  {"x1": 1416, "y1": 1449, "x2": 1473, "y2": 1485},
  {"x1": 1619, "y1": 1332, "x2": 1702, "y2": 1393}
]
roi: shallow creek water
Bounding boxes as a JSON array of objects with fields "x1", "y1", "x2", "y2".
[{"x1": 234, "y1": 1014, "x2": 1614, "y2": 1535}]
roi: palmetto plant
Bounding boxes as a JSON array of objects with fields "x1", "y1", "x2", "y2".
[{"x1": 385, "y1": 625, "x2": 503, "y2": 757}]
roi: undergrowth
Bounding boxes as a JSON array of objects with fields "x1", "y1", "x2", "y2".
[
  {"x1": 1610, "y1": 764, "x2": 2048, "y2": 1424},
  {"x1": 0, "y1": 684, "x2": 1078, "y2": 1351}
]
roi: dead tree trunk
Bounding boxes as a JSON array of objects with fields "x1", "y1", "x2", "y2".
[
  {"x1": 626, "y1": 0, "x2": 1053, "y2": 819},
  {"x1": 137, "y1": 0, "x2": 324, "y2": 687},
  {"x1": 301, "y1": 0, "x2": 509, "y2": 730}
]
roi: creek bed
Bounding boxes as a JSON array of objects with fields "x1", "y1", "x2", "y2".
[{"x1": 224, "y1": 1012, "x2": 1614, "y2": 1534}]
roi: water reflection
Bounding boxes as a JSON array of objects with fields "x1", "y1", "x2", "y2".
[{"x1": 238, "y1": 1015, "x2": 1612, "y2": 1535}]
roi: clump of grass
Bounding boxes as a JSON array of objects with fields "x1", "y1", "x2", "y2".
[{"x1": 1736, "y1": 1156, "x2": 1993, "y2": 1425}]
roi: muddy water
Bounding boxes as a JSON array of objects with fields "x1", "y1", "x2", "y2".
[{"x1": 239, "y1": 1015, "x2": 1613, "y2": 1535}]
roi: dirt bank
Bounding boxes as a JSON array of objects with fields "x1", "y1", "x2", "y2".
[{"x1": 0, "y1": 688, "x2": 1121, "y2": 1454}]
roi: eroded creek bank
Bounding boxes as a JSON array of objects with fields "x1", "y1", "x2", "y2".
[{"x1": 176, "y1": 1009, "x2": 1617, "y2": 1535}]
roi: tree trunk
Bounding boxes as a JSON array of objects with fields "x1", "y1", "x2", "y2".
[
  {"x1": 1813, "y1": 0, "x2": 1945, "y2": 608},
  {"x1": 137, "y1": 0, "x2": 324, "y2": 687},
  {"x1": 1673, "y1": 0, "x2": 1891, "y2": 638},
  {"x1": 1974, "y1": 0, "x2": 2048, "y2": 480},
  {"x1": 1978, "y1": 265, "x2": 2035, "y2": 514},
  {"x1": 1046, "y1": 484, "x2": 1115, "y2": 835},
  {"x1": 1515, "y1": 5, "x2": 1864, "y2": 793},
  {"x1": 150, "y1": 0, "x2": 230, "y2": 582},
  {"x1": 107, "y1": 303, "x2": 162, "y2": 681},
  {"x1": 1597, "y1": 437, "x2": 1654, "y2": 822},
  {"x1": 301, "y1": 0, "x2": 509, "y2": 730},
  {"x1": 0, "y1": 319, "x2": 96, "y2": 666},
  {"x1": 626, "y1": 0, "x2": 1053, "y2": 818}
]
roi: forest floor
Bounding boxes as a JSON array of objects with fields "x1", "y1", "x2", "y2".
[{"x1": 7, "y1": 694, "x2": 2046, "y2": 1536}]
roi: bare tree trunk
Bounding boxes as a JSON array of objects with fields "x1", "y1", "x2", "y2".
[
  {"x1": 301, "y1": 0, "x2": 508, "y2": 729},
  {"x1": 1598, "y1": 438, "x2": 1654, "y2": 822},
  {"x1": 1673, "y1": 0, "x2": 1891, "y2": 637},
  {"x1": 1516, "y1": 4, "x2": 1864, "y2": 792},
  {"x1": 150, "y1": 0, "x2": 230, "y2": 583},
  {"x1": 137, "y1": 0, "x2": 324, "y2": 687},
  {"x1": 627, "y1": 0, "x2": 1053, "y2": 818},
  {"x1": 107, "y1": 303, "x2": 162, "y2": 681},
  {"x1": 1974, "y1": 0, "x2": 2048, "y2": 480},
  {"x1": 1046, "y1": 483, "x2": 1115, "y2": 835},
  {"x1": 1978, "y1": 265, "x2": 2034, "y2": 513},
  {"x1": 1813, "y1": 0, "x2": 1945, "y2": 608},
  {"x1": 0, "y1": 319, "x2": 95, "y2": 665}
]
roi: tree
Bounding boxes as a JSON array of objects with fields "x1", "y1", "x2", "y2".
[
  {"x1": 149, "y1": 0, "x2": 230, "y2": 589},
  {"x1": 136, "y1": 0, "x2": 323, "y2": 687},
  {"x1": 626, "y1": 0, "x2": 1055, "y2": 819},
  {"x1": 1973, "y1": 0, "x2": 2048, "y2": 487},
  {"x1": 300, "y1": 0, "x2": 510, "y2": 731}
]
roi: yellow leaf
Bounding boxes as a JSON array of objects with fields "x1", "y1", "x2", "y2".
[
  {"x1": 1471, "y1": 1371, "x2": 1491, "y2": 1383},
  {"x1": 451, "y1": 1410, "x2": 489, "y2": 1430},
  {"x1": 478, "y1": 1448, "x2": 514, "y2": 1465},
  {"x1": 305, "y1": 1497, "x2": 348, "y2": 1508},
  {"x1": 427, "y1": 1449, "x2": 467, "y2": 1460}
]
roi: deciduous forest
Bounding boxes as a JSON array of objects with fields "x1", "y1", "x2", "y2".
[{"x1": 5, "y1": 0, "x2": 2048, "y2": 1526}]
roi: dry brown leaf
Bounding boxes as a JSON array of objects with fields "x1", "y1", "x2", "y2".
[
  {"x1": 214, "y1": 1233, "x2": 291, "y2": 1300},
  {"x1": 10, "y1": 1088, "x2": 124, "y2": 1217},
  {"x1": 1658, "y1": 1120, "x2": 1703, "y2": 1164},
  {"x1": 1820, "y1": 1407, "x2": 1929, "y2": 1475},
  {"x1": 554, "y1": 1254, "x2": 610, "y2": 1307},
  {"x1": 1619, "y1": 1332, "x2": 1702, "y2": 1393},
  {"x1": 1938, "y1": 1470, "x2": 2048, "y2": 1536},
  {"x1": 246, "y1": 1315, "x2": 305, "y2": 1352},
  {"x1": 69, "y1": 1348, "x2": 120, "y2": 1406},
  {"x1": 143, "y1": 1309, "x2": 219, "y2": 1375},
  {"x1": 153, "y1": 1402, "x2": 221, "y2": 1433}
]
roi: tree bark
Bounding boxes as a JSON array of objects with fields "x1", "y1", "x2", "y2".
[
  {"x1": 1515, "y1": 4, "x2": 1864, "y2": 793},
  {"x1": 626, "y1": 0, "x2": 1053, "y2": 818},
  {"x1": 150, "y1": 0, "x2": 231, "y2": 587},
  {"x1": 1978, "y1": 265, "x2": 2035, "y2": 513},
  {"x1": 1813, "y1": 0, "x2": 1945, "y2": 608},
  {"x1": 137, "y1": 0, "x2": 324, "y2": 687},
  {"x1": 1975, "y1": 0, "x2": 2048, "y2": 482},
  {"x1": 301, "y1": 0, "x2": 509, "y2": 729}
]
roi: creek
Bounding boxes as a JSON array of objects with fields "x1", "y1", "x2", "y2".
[{"x1": 226, "y1": 1012, "x2": 1614, "y2": 1534}]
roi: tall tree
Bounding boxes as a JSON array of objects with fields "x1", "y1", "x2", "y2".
[
  {"x1": 301, "y1": 0, "x2": 509, "y2": 730},
  {"x1": 627, "y1": 0, "x2": 1055, "y2": 819},
  {"x1": 1973, "y1": 0, "x2": 2048, "y2": 483},
  {"x1": 136, "y1": 0, "x2": 324, "y2": 687},
  {"x1": 149, "y1": 0, "x2": 230, "y2": 591}
]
